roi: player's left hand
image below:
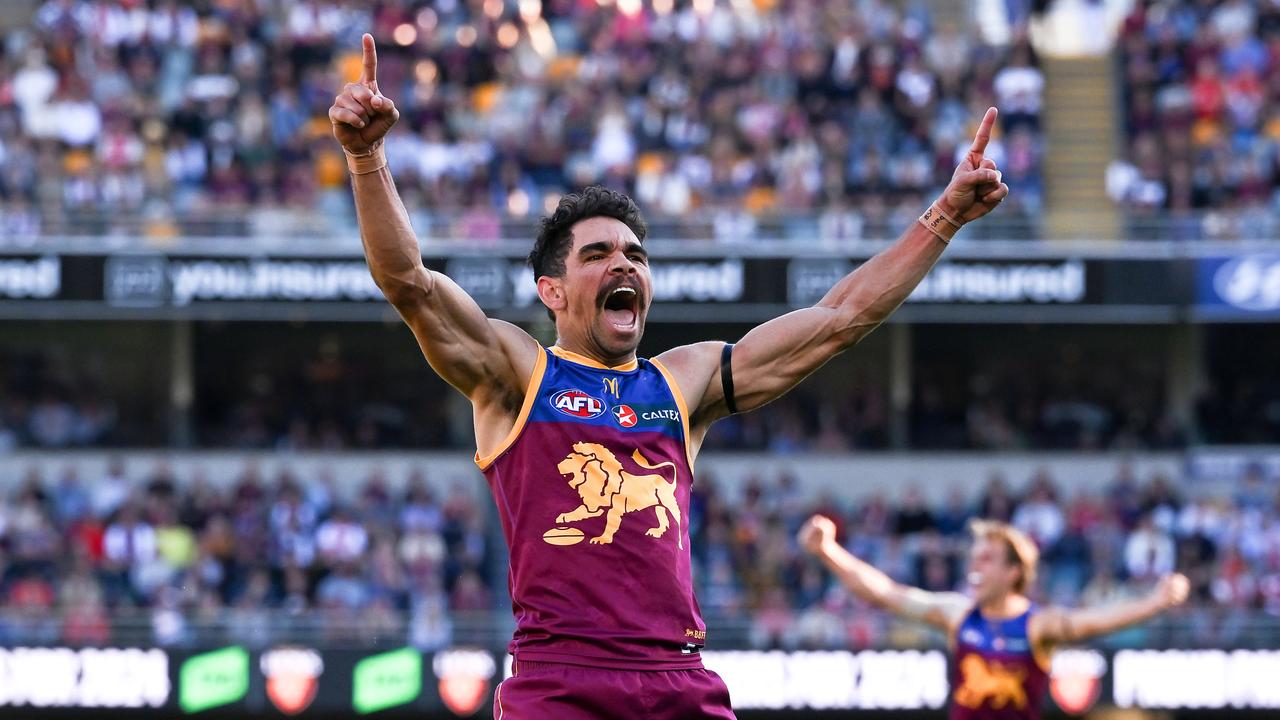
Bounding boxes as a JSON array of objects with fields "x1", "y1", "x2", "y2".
[
  {"x1": 1153, "y1": 572, "x2": 1190, "y2": 609},
  {"x1": 938, "y1": 107, "x2": 1010, "y2": 224}
]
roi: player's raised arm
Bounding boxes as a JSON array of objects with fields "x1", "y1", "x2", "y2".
[
  {"x1": 657, "y1": 109, "x2": 1009, "y2": 436},
  {"x1": 798, "y1": 515, "x2": 971, "y2": 632},
  {"x1": 330, "y1": 34, "x2": 535, "y2": 401},
  {"x1": 1032, "y1": 573, "x2": 1189, "y2": 647}
]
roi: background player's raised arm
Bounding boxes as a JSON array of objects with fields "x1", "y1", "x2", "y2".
[
  {"x1": 330, "y1": 35, "x2": 535, "y2": 407},
  {"x1": 660, "y1": 109, "x2": 1010, "y2": 432},
  {"x1": 1032, "y1": 573, "x2": 1190, "y2": 646},
  {"x1": 798, "y1": 516, "x2": 971, "y2": 632}
]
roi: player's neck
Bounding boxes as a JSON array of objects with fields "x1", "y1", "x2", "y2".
[
  {"x1": 552, "y1": 332, "x2": 637, "y2": 369},
  {"x1": 978, "y1": 593, "x2": 1030, "y2": 619}
]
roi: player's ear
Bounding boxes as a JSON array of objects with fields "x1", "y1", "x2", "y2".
[{"x1": 537, "y1": 275, "x2": 567, "y2": 314}]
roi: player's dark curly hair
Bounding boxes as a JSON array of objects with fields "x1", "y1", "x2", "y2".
[{"x1": 527, "y1": 186, "x2": 648, "y2": 320}]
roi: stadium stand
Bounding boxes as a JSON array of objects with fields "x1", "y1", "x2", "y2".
[
  {"x1": 1113, "y1": 0, "x2": 1280, "y2": 239},
  {"x1": 0, "y1": 0, "x2": 1041, "y2": 241},
  {"x1": 0, "y1": 457, "x2": 1273, "y2": 650}
]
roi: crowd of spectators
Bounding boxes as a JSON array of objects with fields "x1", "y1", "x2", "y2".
[
  {"x1": 0, "y1": 0, "x2": 1042, "y2": 243},
  {"x1": 0, "y1": 459, "x2": 493, "y2": 648},
  {"x1": 698, "y1": 460, "x2": 1280, "y2": 650},
  {"x1": 0, "y1": 457, "x2": 1277, "y2": 650},
  {"x1": 1112, "y1": 0, "x2": 1280, "y2": 239}
]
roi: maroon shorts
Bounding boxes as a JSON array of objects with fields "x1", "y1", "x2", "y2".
[{"x1": 493, "y1": 659, "x2": 736, "y2": 719}]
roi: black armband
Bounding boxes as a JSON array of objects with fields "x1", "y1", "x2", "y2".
[{"x1": 721, "y1": 342, "x2": 738, "y2": 415}]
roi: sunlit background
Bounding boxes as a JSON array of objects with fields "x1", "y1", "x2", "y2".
[{"x1": 0, "y1": 0, "x2": 1278, "y2": 717}]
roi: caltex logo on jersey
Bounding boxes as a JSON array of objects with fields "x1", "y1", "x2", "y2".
[
  {"x1": 551, "y1": 389, "x2": 606, "y2": 419},
  {"x1": 613, "y1": 404, "x2": 638, "y2": 427}
]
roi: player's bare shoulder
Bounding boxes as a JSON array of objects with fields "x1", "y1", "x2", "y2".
[
  {"x1": 479, "y1": 319, "x2": 543, "y2": 412},
  {"x1": 653, "y1": 341, "x2": 728, "y2": 426}
]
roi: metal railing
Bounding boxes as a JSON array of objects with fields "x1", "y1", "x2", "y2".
[
  {"x1": 9, "y1": 606, "x2": 1276, "y2": 652},
  {"x1": 0, "y1": 204, "x2": 1045, "y2": 246},
  {"x1": 5, "y1": 204, "x2": 1280, "y2": 249}
]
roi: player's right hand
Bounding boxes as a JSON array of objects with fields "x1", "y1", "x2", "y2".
[
  {"x1": 798, "y1": 515, "x2": 837, "y2": 555},
  {"x1": 1153, "y1": 572, "x2": 1190, "y2": 609},
  {"x1": 330, "y1": 33, "x2": 399, "y2": 154}
]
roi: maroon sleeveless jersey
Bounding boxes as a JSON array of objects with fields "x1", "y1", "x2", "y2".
[
  {"x1": 476, "y1": 346, "x2": 706, "y2": 670},
  {"x1": 950, "y1": 604, "x2": 1050, "y2": 720}
]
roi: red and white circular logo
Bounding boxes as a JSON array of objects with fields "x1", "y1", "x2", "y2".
[
  {"x1": 550, "y1": 389, "x2": 606, "y2": 419},
  {"x1": 613, "y1": 404, "x2": 637, "y2": 427}
]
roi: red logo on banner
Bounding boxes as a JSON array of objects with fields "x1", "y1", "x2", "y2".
[
  {"x1": 440, "y1": 676, "x2": 487, "y2": 716},
  {"x1": 261, "y1": 647, "x2": 323, "y2": 716},
  {"x1": 434, "y1": 649, "x2": 496, "y2": 717},
  {"x1": 1050, "y1": 650, "x2": 1105, "y2": 716}
]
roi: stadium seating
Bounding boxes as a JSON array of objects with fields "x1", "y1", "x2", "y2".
[
  {"x1": 1113, "y1": 0, "x2": 1280, "y2": 239},
  {"x1": 0, "y1": 0, "x2": 1041, "y2": 241},
  {"x1": 0, "y1": 457, "x2": 1269, "y2": 649}
]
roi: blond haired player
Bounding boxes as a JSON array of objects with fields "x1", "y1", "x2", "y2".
[{"x1": 798, "y1": 516, "x2": 1189, "y2": 720}]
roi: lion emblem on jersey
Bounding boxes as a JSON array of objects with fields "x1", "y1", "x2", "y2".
[
  {"x1": 954, "y1": 655, "x2": 1028, "y2": 710},
  {"x1": 553, "y1": 442, "x2": 683, "y2": 548}
]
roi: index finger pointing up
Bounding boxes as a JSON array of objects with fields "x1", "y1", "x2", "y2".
[
  {"x1": 968, "y1": 107, "x2": 998, "y2": 160},
  {"x1": 361, "y1": 33, "x2": 378, "y2": 85}
]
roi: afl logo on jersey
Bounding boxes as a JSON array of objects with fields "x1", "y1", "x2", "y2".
[
  {"x1": 613, "y1": 404, "x2": 638, "y2": 427},
  {"x1": 551, "y1": 389, "x2": 606, "y2": 419}
]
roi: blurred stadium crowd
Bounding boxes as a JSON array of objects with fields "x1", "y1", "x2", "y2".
[
  {"x1": 0, "y1": 0, "x2": 1041, "y2": 241},
  {"x1": 1111, "y1": 0, "x2": 1280, "y2": 238},
  {"x1": 0, "y1": 459, "x2": 491, "y2": 648},
  {"x1": 0, "y1": 458, "x2": 1276, "y2": 649},
  {"x1": 705, "y1": 462, "x2": 1280, "y2": 650}
]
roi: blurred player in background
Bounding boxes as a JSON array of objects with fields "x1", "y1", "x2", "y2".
[
  {"x1": 798, "y1": 515, "x2": 1190, "y2": 720},
  {"x1": 330, "y1": 31, "x2": 1008, "y2": 718}
]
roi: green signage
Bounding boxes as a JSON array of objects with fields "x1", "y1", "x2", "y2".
[
  {"x1": 352, "y1": 648, "x2": 422, "y2": 714},
  {"x1": 179, "y1": 646, "x2": 249, "y2": 713}
]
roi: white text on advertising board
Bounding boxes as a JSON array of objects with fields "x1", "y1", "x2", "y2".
[
  {"x1": 1114, "y1": 649, "x2": 1280, "y2": 709},
  {"x1": 701, "y1": 650, "x2": 948, "y2": 710},
  {"x1": 0, "y1": 256, "x2": 59, "y2": 299},
  {"x1": 908, "y1": 261, "x2": 1085, "y2": 303},
  {"x1": 0, "y1": 647, "x2": 169, "y2": 708},
  {"x1": 169, "y1": 260, "x2": 385, "y2": 305}
]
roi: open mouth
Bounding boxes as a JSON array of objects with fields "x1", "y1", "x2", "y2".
[{"x1": 602, "y1": 286, "x2": 639, "y2": 331}]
